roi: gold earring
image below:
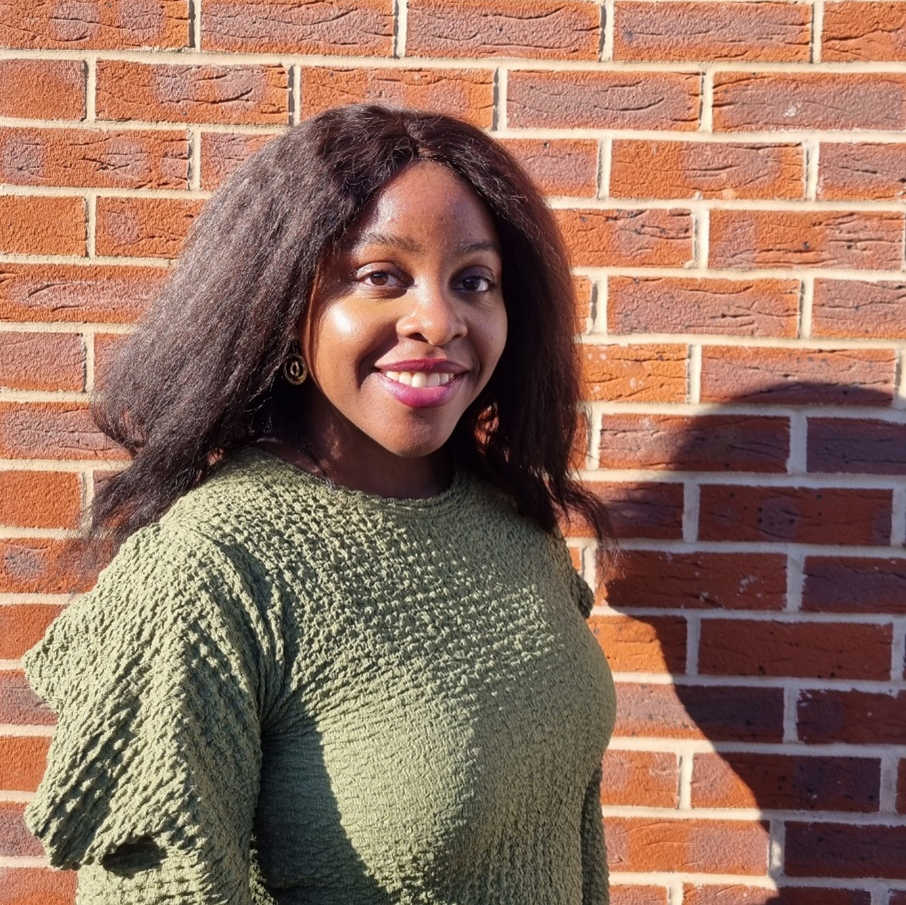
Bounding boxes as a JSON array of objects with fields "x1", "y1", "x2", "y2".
[{"x1": 282, "y1": 353, "x2": 308, "y2": 385}]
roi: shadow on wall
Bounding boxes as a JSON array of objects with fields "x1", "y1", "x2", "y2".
[{"x1": 597, "y1": 379, "x2": 903, "y2": 905}]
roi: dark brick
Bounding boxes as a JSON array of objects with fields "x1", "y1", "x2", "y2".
[
  {"x1": 785, "y1": 822, "x2": 906, "y2": 879},
  {"x1": 808, "y1": 418, "x2": 906, "y2": 475},
  {"x1": 803, "y1": 557, "x2": 906, "y2": 614},
  {"x1": 798, "y1": 689, "x2": 906, "y2": 744}
]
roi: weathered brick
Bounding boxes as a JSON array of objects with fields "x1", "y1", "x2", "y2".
[
  {"x1": 614, "y1": 1, "x2": 810, "y2": 61},
  {"x1": 300, "y1": 68, "x2": 495, "y2": 128},
  {"x1": 0, "y1": 128, "x2": 188, "y2": 189},
  {"x1": 580, "y1": 344, "x2": 687, "y2": 403},
  {"x1": 798, "y1": 689, "x2": 906, "y2": 744},
  {"x1": 573, "y1": 276, "x2": 594, "y2": 332},
  {"x1": 0, "y1": 0, "x2": 188, "y2": 49},
  {"x1": 699, "y1": 347, "x2": 896, "y2": 405},
  {"x1": 95, "y1": 197, "x2": 203, "y2": 259},
  {"x1": 691, "y1": 752, "x2": 880, "y2": 812},
  {"x1": 0, "y1": 403, "x2": 124, "y2": 460},
  {"x1": 0, "y1": 803, "x2": 43, "y2": 858},
  {"x1": 0, "y1": 671, "x2": 55, "y2": 725},
  {"x1": 502, "y1": 139, "x2": 599, "y2": 197},
  {"x1": 0, "y1": 195, "x2": 84, "y2": 256},
  {"x1": 0, "y1": 868, "x2": 75, "y2": 905},
  {"x1": 581, "y1": 481, "x2": 685, "y2": 541},
  {"x1": 785, "y1": 822, "x2": 906, "y2": 879},
  {"x1": 600, "y1": 749, "x2": 679, "y2": 808},
  {"x1": 556, "y1": 208, "x2": 693, "y2": 268},
  {"x1": 606, "y1": 816, "x2": 769, "y2": 874},
  {"x1": 0, "y1": 604, "x2": 63, "y2": 659},
  {"x1": 610, "y1": 140, "x2": 804, "y2": 200},
  {"x1": 683, "y1": 885, "x2": 870, "y2": 905},
  {"x1": 709, "y1": 210, "x2": 905, "y2": 270},
  {"x1": 818, "y1": 143, "x2": 906, "y2": 201},
  {"x1": 202, "y1": 0, "x2": 392, "y2": 54},
  {"x1": 803, "y1": 557, "x2": 906, "y2": 614},
  {"x1": 0, "y1": 735, "x2": 49, "y2": 792},
  {"x1": 808, "y1": 418, "x2": 906, "y2": 475},
  {"x1": 200, "y1": 132, "x2": 277, "y2": 191},
  {"x1": 698, "y1": 485, "x2": 891, "y2": 545},
  {"x1": 698, "y1": 619, "x2": 892, "y2": 680},
  {"x1": 614, "y1": 683, "x2": 784, "y2": 741},
  {"x1": 589, "y1": 614, "x2": 686, "y2": 673},
  {"x1": 0, "y1": 332, "x2": 85, "y2": 392},
  {"x1": 0, "y1": 59, "x2": 85, "y2": 120},
  {"x1": 824, "y1": 2, "x2": 906, "y2": 61},
  {"x1": 608, "y1": 277, "x2": 800, "y2": 337},
  {"x1": 0, "y1": 539, "x2": 94, "y2": 595},
  {"x1": 596, "y1": 414, "x2": 789, "y2": 472},
  {"x1": 611, "y1": 887, "x2": 669, "y2": 905},
  {"x1": 0, "y1": 263, "x2": 164, "y2": 324},
  {"x1": 605, "y1": 551, "x2": 786, "y2": 610},
  {"x1": 813, "y1": 280, "x2": 906, "y2": 340},
  {"x1": 0, "y1": 470, "x2": 81, "y2": 529},
  {"x1": 898, "y1": 759, "x2": 906, "y2": 813},
  {"x1": 508, "y1": 70, "x2": 700, "y2": 130},
  {"x1": 713, "y1": 73, "x2": 906, "y2": 131},
  {"x1": 407, "y1": 0, "x2": 599, "y2": 60},
  {"x1": 97, "y1": 61, "x2": 289, "y2": 126}
]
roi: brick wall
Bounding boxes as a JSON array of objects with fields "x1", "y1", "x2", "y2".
[{"x1": 0, "y1": 1, "x2": 904, "y2": 903}]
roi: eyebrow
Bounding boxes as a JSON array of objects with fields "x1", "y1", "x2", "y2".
[{"x1": 348, "y1": 231, "x2": 501, "y2": 256}]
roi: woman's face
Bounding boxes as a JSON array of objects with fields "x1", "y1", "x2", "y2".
[{"x1": 298, "y1": 161, "x2": 507, "y2": 473}]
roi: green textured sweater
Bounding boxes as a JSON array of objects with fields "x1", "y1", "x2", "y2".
[{"x1": 25, "y1": 450, "x2": 616, "y2": 905}]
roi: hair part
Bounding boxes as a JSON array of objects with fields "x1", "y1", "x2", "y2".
[{"x1": 92, "y1": 104, "x2": 613, "y2": 560}]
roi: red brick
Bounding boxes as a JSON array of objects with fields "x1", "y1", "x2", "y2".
[
  {"x1": 0, "y1": 670, "x2": 56, "y2": 725},
  {"x1": 798, "y1": 689, "x2": 906, "y2": 744},
  {"x1": 700, "y1": 347, "x2": 896, "y2": 406},
  {"x1": 0, "y1": 332, "x2": 85, "y2": 392},
  {"x1": 606, "y1": 816, "x2": 769, "y2": 874},
  {"x1": 890, "y1": 895, "x2": 906, "y2": 905},
  {"x1": 97, "y1": 61, "x2": 289, "y2": 126},
  {"x1": 614, "y1": 683, "x2": 784, "y2": 741},
  {"x1": 818, "y1": 143, "x2": 906, "y2": 201},
  {"x1": 300, "y1": 68, "x2": 495, "y2": 128},
  {"x1": 614, "y1": 1, "x2": 810, "y2": 61},
  {"x1": 582, "y1": 482, "x2": 684, "y2": 541},
  {"x1": 502, "y1": 139, "x2": 599, "y2": 198},
  {"x1": 0, "y1": 60, "x2": 84, "y2": 120},
  {"x1": 709, "y1": 210, "x2": 905, "y2": 270},
  {"x1": 0, "y1": 0, "x2": 188, "y2": 49},
  {"x1": 813, "y1": 280, "x2": 906, "y2": 339},
  {"x1": 898, "y1": 759, "x2": 906, "y2": 813},
  {"x1": 713, "y1": 73, "x2": 906, "y2": 132},
  {"x1": 0, "y1": 539, "x2": 94, "y2": 594},
  {"x1": 202, "y1": 0, "x2": 392, "y2": 54},
  {"x1": 699, "y1": 485, "x2": 891, "y2": 546},
  {"x1": 786, "y1": 822, "x2": 906, "y2": 879},
  {"x1": 804, "y1": 557, "x2": 906, "y2": 614},
  {"x1": 0, "y1": 471, "x2": 81, "y2": 529},
  {"x1": 590, "y1": 615, "x2": 686, "y2": 673},
  {"x1": 573, "y1": 276, "x2": 594, "y2": 331},
  {"x1": 597, "y1": 414, "x2": 789, "y2": 472},
  {"x1": 508, "y1": 70, "x2": 700, "y2": 130},
  {"x1": 606, "y1": 551, "x2": 786, "y2": 610},
  {"x1": 0, "y1": 128, "x2": 188, "y2": 189},
  {"x1": 608, "y1": 277, "x2": 800, "y2": 337},
  {"x1": 601, "y1": 749, "x2": 679, "y2": 808},
  {"x1": 0, "y1": 263, "x2": 164, "y2": 324},
  {"x1": 0, "y1": 403, "x2": 124, "y2": 461},
  {"x1": 824, "y1": 2, "x2": 906, "y2": 61},
  {"x1": 0, "y1": 195, "x2": 84, "y2": 256},
  {"x1": 610, "y1": 140, "x2": 803, "y2": 201},
  {"x1": 0, "y1": 604, "x2": 63, "y2": 659},
  {"x1": 200, "y1": 131, "x2": 277, "y2": 191},
  {"x1": 96, "y1": 197, "x2": 203, "y2": 259},
  {"x1": 691, "y1": 752, "x2": 880, "y2": 812},
  {"x1": 0, "y1": 868, "x2": 75, "y2": 905},
  {"x1": 556, "y1": 208, "x2": 693, "y2": 268},
  {"x1": 580, "y1": 344, "x2": 687, "y2": 403},
  {"x1": 683, "y1": 886, "x2": 870, "y2": 905},
  {"x1": 699, "y1": 619, "x2": 892, "y2": 681},
  {"x1": 0, "y1": 735, "x2": 49, "y2": 792},
  {"x1": 408, "y1": 0, "x2": 599, "y2": 60},
  {"x1": 0, "y1": 803, "x2": 43, "y2": 858},
  {"x1": 611, "y1": 888, "x2": 669, "y2": 905},
  {"x1": 808, "y1": 418, "x2": 906, "y2": 475}
]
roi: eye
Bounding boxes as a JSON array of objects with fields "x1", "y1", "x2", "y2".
[
  {"x1": 356, "y1": 266, "x2": 407, "y2": 289},
  {"x1": 457, "y1": 272, "x2": 496, "y2": 293}
]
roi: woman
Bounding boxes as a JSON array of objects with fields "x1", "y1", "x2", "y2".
[{"x1": 25, "y1": 105, "x2": 616, "y2": 904}]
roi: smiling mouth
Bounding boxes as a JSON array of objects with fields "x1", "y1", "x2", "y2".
[{"x1": 384, "y1": 370, "x2": 455, "y2": 388}]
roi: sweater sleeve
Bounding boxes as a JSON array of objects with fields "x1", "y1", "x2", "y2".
[
  {"x1": 23, "y1": 523, "x2": 276, "y2": 905},
  {"x1": 581, "y1": 764, "x2": 609, "y2": 905}
]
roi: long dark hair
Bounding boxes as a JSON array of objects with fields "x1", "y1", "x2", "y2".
[{"x1": 92, "y1": 104, "x2": 612, "y2": 556}]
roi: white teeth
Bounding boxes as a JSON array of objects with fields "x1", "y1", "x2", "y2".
[
  {"x1": 426, "y1": 372, "x2": 441, "y2": 388},
  {"x1": 386, "y1": 371, "x2": 400, "y2": 383},
  {"x1": 411, "y1": 372, "x2": 427, "y2": 388},
  {"x1": 438, "y1": 372, "x2": 452, "y2": 385},
  {"x1": 383, "y1": 370, "x2": 455, "y2": 387}
]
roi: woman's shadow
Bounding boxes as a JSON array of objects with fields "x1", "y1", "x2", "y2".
[{"x1": 596, "y1": 378, "x2": 900, "y2": 903}]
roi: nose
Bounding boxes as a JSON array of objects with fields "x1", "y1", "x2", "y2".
[{"x1": 397, "y1": 282, "x2": 467, "y2": 347}]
